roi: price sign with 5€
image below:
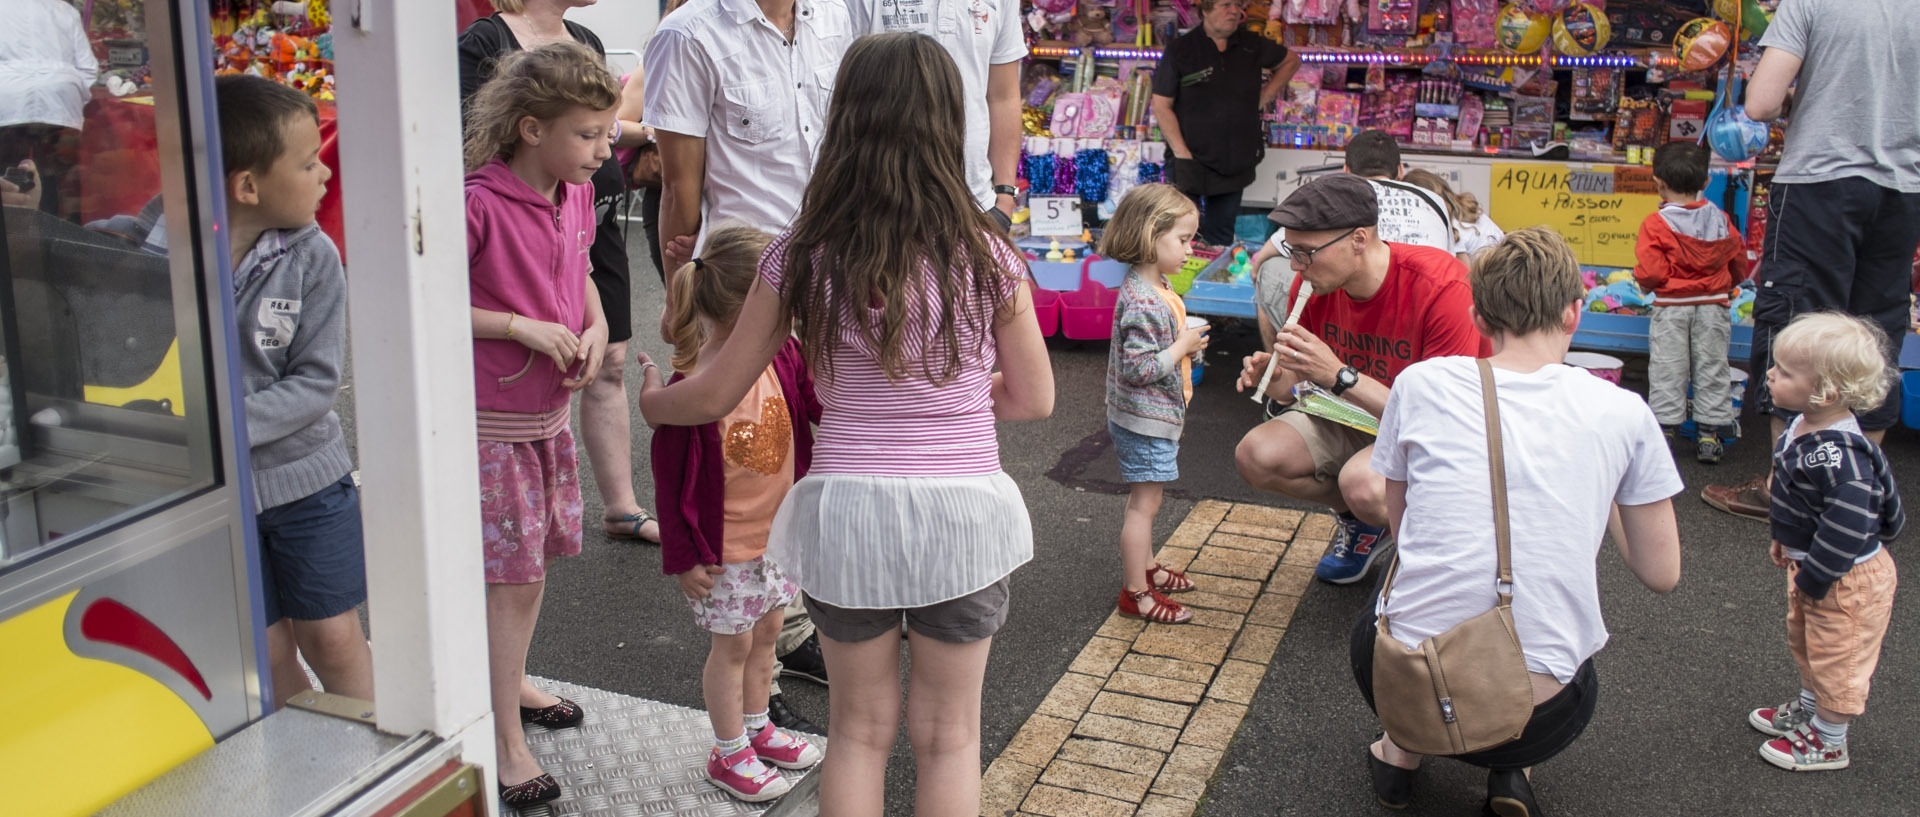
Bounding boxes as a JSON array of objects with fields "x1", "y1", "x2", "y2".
[{"x1": 1029, "y1": 197, "x2": 1081, "y2": 237}]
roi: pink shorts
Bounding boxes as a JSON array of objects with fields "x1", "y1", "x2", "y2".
[{"x1": 478, "y1": 430, "x2": 583, "y2": 584}]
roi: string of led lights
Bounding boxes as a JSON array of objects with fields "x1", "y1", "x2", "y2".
[{"x1": 1026, "y1": 45, "x2": 1680, "y2": 69}]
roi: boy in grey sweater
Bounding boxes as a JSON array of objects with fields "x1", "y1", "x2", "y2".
[{"x1": 217, "y1": 75, "x2": 372, "y2": 704}]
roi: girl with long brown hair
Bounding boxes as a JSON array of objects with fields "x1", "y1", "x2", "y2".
[{"x1": 636, "y1": 32, "x2": 1055, "y2": 817}]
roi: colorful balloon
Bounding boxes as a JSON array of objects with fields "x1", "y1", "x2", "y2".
[
  {"x1": 1713, "y1": 0, "x2": 1772, "y2": 39},
  {"x1": 1496, "y1": 3, "x2": 1551, "y2": 53},
  {"x1": 1552, "y1": 3, "x2": 1611, "y2": 56},
  {"x1": 1674, "y1": 18, "x2": 1733, "y2": 72}
]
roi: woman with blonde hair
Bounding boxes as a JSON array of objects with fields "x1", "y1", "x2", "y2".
[{"x1": 1403, "y1": 168, "x2": 1505, "y2": 258}]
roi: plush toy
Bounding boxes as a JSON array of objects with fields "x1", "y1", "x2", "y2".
[{"x1": 1072, "y1": 4, "x2": 1115, "y2": 48}]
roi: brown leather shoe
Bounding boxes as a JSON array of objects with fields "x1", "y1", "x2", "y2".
[{"x1": 1702, "y1": 474, "x2": 1769, "y2": 521}]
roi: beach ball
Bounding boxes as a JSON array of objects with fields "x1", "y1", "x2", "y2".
[
  {"x1": 1552, "y1": 3, "x2": 1611, "y2": 56},
  {"x1": 1496, "y1": 4, "x2": 1551, "y2": 52},
  {"x1": 1673, "y1": 18, "x2": 1732, "y2": 72},
  {"x1": 1523, "y1": 0, "x2": 1569, "y2": 13},
  {"x1": 1706, "y1": 104, "x2": 1771, "y2": 162}
]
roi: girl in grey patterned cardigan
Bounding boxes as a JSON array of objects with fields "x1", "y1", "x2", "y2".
[{"x1": 1099, "y1": 184, "x2": 1211, "y2": 624}]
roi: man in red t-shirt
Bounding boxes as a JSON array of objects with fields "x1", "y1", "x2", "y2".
[{"x1": 1234, "y1": 174, "x2": 1488, "y2": 585}]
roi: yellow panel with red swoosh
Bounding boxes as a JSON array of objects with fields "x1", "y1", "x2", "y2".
[{"x1": 0, "y1": 591, "x2": 213, "y2": 816}]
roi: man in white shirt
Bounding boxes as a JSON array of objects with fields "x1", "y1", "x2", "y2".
[
  {"x1": 641, "y1": 0, "x2": 851, "y2": 733},
  {"x1": 644, "y1": 0, "x2": 852, "y2": 277},
  {"x1": 1, "y1": 0, "x2": 100, "y2": 218},
  {"x1": 847, "y1": 0, "x2": 1026, "y2": 225}
]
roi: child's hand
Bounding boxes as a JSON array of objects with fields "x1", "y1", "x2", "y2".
[
  {"x1": 1175, "y1": 322, "x2": 1211, "y2": 358},
  {"x1": 514, "y1": 319, "x2": 582, "y2": 373},
  {"x1": 1770, "y1": 540, "x2": 1791, "y2": 569},
  {"x1": 678, "y1": 564, "x2": 725, "y2": 600},
  {"x1": 562, "y1": 321, "x2": 609, "y2": 391}
]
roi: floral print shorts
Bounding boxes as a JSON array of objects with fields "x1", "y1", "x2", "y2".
[
  {"x1": 687, "y1": 556, "x2": 799, "y2": 635},
  {"x1": 478, "y1": 430, "x2": 583, "y2": 584}
]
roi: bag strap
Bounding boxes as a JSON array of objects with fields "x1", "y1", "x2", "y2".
[
  {"x1": 1376, "y1": 359, "x2": 1513, "y2": 624},
  {"x1": 1479, "y1": 358, "x2": 1514, "y2": 595}
]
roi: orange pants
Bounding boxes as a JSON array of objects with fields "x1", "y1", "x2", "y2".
[{"x1": 1787, "y1": 549, "x2": 1898, "y2": 716}]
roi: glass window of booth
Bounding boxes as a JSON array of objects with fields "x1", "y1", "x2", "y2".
[{"x1": 0, "y1": 0, "x2": 222, "y2": 570}]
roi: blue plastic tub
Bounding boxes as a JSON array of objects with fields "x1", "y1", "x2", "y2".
[
  {"x1": 1903, "y1": 370, "x2": 1920, "y2": 431},
  {"x1": 1573, "y1": 312, "x2": 1754, "y2": 362}
]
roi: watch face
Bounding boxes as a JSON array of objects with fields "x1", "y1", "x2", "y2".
[{"x1": 1338, "y1": 368, "x2": 1358, "y2": 386}]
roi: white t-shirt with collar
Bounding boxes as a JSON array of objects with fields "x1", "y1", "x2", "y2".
[
  {"x1": 848, "y1": 0, "x2": 1027, "y2": 209},
  {"x1": 643, "y1": 0, "x2": 852, "y2": 252},
  {"x1": 1370, "y1": 356, "x2": 1683, "y2": 683}
]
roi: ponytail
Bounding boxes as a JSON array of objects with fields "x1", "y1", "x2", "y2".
[{"x1": 663, "y1": 224, "x2": 775, "y2": 373}]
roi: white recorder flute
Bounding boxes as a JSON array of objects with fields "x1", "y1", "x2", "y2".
[{"x1": 1251, "y1": 281, "x2": 1312, "y2": 404}]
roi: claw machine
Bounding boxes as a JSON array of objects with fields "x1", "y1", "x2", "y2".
[{"x1": 0, "y1": 1, "x2": 497, "y2": 814}]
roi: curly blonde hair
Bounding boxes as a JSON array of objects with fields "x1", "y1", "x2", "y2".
[
  {"x1": 462, "y1": 42, "x2": 620, "y2": 173},
  {"x1": 1772, "y1": 312, "x2": 1893, "y2": 412}
]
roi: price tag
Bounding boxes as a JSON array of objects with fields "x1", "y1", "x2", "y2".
[{"x1": 1029, "y1": 197, "x2": 1081, "y2": 237}]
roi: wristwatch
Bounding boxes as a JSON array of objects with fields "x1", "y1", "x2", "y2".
[
  {"x1": 1328, "y1": 366, "x2": 1360, "y2": 396},
  {"x1": 993, "y1": 184, "x2": 1019, "y2": 198}
]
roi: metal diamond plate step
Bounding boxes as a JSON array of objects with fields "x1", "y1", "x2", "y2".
[{"x1": 511, "y1": 676, "x2": 822, "y2": 817}]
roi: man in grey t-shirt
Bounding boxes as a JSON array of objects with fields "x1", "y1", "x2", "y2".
[{"x1": 1701, "y1": 0, "x2": 1920, "y2": 521}]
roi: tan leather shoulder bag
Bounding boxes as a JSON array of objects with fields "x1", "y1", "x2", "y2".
[{"x1": 1371, "y1": 357, "x2": 1533, "y2": 756}]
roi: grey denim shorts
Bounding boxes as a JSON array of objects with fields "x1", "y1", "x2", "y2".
[{"x1": 802, "y1": 577, "x2": 1012, "y2": 645}]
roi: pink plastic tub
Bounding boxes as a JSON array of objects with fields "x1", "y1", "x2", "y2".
[
  {"x1": 1059, "y1": 257, "x2": 1120, "y2": 340},
  {"x1": 1030, "y1": 283, "x2": 1061, "y2": 337}
]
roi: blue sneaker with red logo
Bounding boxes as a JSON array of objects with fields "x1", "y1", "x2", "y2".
[{"x1": 1314, "y1": 515, "x2": 1391, "y2": 585}]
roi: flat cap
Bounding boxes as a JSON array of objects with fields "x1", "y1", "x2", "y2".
[{"x1": 1268, "y1": 173, "x2": 1379, "y2": 232}]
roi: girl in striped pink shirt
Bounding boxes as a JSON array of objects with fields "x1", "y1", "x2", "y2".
[{"x1": 637, "y1": 32, "x2": 1054, "y2": 817}]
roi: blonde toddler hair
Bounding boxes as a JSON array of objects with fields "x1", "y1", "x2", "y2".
[
  {"x1": 1772, "y1": 312, "x2": 1892, "y2": 412},
  {"x1": 666, "y1": 224, "x2": 776, "y2": 373},
  {"x1": 1099, "y1": 183, "x2": 1199, "y2": 267}
]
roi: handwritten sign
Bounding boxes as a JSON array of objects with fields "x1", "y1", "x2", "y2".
[
  {"x1": 1029, "y1": 197, "x2": 1082, "y2": 237},
  {"x1": 1488, "y1": 163, "x2": 1662, "y2": 268}
]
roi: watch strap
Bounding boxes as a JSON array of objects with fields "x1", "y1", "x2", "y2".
[{"x1": 993, "y1": 184, "x2": 1018, "y2": 197}]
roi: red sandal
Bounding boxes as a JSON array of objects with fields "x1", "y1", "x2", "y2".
[
  {"x1": 1146, "y1": 564, "x2": 1195, "y2": 594},
  {"x1": 1117, "y1": 587, "x2": 1192, "y2": 624}
]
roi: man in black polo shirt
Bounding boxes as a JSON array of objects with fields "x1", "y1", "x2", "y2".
[{"x1": 1151, "y1": 0, "x2": 1299, "y2": 246}]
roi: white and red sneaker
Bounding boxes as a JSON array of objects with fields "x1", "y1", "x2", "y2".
[
  {"x1": 1759, "y1": 723, "x2": 1850, "y2": 772},
  {"x1": 1748, "y1": 699, "x2": 1812, "y2": 737},
  {"x1": 707, "y1": 745, "x2": 792, "y2": 802},
  {"x1": 751, "y1": 722, "x2": 823, "y2": 770}
]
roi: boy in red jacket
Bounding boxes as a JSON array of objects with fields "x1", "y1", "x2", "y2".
[{"x1": 1634, "y1": 142, "x2": 1751, "y2": 463}]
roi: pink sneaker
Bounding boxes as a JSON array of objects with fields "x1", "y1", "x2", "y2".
[
  {"x1": 751, "y1": 722, "x2": 824, "y2": 770},
  {"x1": 707, "y1": 745, "x2": 792, "y2": 802}
]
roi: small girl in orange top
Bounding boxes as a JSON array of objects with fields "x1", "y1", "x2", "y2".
[{"x1": 649, "y1": 225, "x2": 823, "y2": 802}]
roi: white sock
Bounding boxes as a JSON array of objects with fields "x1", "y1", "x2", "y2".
[
  {"x1": 743, "y1": 709, "x2": 771, "y2": 731},
  {"x1": 716, "y1": 730, "x2": 751, "y2": 757},
  {"x1": 1797, "y1": 689, "x2": 1817, "y2": 713}
]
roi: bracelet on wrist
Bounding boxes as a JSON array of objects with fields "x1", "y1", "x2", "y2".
[{"x1": 505, "y1": 311, "x2": 518, "y2": 340}]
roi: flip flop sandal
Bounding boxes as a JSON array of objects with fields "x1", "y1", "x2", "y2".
[
  {"x1": 1147, "y1": 564, "x2": 1195, "y2": 593},
  {"x1": 605, "y1": 509, "x2": 659, "y2": 543},
  {"x1": 1117, "y1": 588, "x2": 1192, "y2": 624}
]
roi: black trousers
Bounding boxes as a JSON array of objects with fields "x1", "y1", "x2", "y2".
[
  {"x1": 1747, "y1": 176, "x2": 1920, "y2": 430},
  {"x1": 1169, "y1": 156, "x2": 1254, "y2": 246},
  {"x1": 1349, "y1": 593, "x2": 1599, "y2": 771}
]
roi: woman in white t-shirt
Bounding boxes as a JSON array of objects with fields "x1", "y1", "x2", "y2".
[{"x1": 1355, "y1": 228, "x2": 1682, "y2": 815}]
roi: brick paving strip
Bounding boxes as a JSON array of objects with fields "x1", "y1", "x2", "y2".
[{"x1": 982, "y1": 501, "x2": 1338, "y2": 817}]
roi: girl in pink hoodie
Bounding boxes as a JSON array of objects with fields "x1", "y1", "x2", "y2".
[{"x1": 462, "y1": 42, "x2": 614, "y2": 809}]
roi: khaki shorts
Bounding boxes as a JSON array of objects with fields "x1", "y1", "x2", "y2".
[
  {"x1": 1269, "y1": 410, "x2": 1376, "y2": 483},
  {"x1": 1787, "y1": 549, "x2": 1898, "y2": 716}
]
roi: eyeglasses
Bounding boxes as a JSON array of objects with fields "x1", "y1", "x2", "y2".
[{"x1": 1279, "y1": 227, "x2": 1359, "y2": 268}]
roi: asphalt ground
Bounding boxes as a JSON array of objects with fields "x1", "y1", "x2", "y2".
[{"x1": 339, "y1": 231, "x2": 1918, "y2": 815}]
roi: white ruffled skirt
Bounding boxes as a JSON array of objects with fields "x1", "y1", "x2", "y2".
[{"x1": 766, "y1": 471, "x2": 1034, "y2": 609}]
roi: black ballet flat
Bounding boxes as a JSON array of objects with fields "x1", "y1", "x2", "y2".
[
  {"x1": 519, "y1": 696, "x2": 584, "y2": 728},
  {"x1": 499, "y1": 772, "x2": 561, "y2": 808}
]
